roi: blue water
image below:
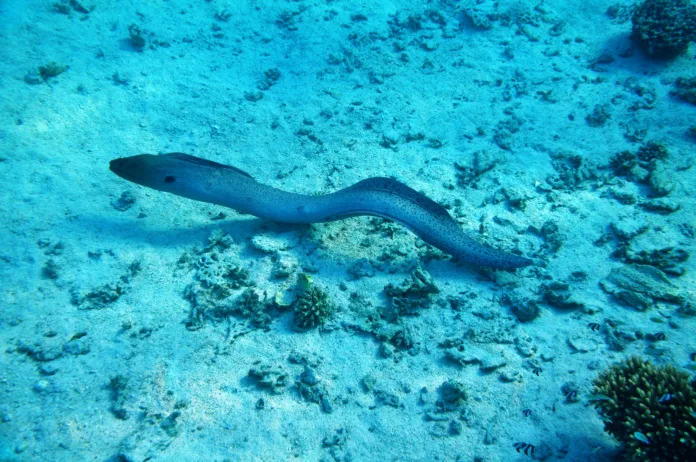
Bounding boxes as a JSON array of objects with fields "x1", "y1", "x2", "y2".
[{"x1": 1, "y1": 1, "x2": 695, "y2": 460}]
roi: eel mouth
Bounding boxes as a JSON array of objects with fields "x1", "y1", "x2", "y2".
[
  {"x1": 109, "y1": 155, "x2": 157, "y2": 187},
  {"x1": 109, "y1": 157, "x2": 137, "y2": 181}
]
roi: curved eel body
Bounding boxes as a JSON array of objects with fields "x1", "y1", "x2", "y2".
[{"x1": 109, "y1": 153, "x2": 532, "y2": 270}]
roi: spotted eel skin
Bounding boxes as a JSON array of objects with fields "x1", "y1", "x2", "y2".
[{"x1": 110, "y1": 153, "x2": 532, "y2": 269}]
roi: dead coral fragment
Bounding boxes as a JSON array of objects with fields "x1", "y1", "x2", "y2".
[
  {"x1": 384, "y1": 263, "x2": 439, "y2": 318},
  {"x1": 436, "y1": 379, "x2": 468, "y2": 412},
  {"x1": 183, "y1": 238, "x2": 254, "y2": 328},
  {"x1": 53, "y1": 0, "x2": 92, "y2": 15},
  {"x1": 128, "y1": 24, "x2": 146, "y2": 51},
  {"x1": 296, "y1": 366, "x2": 333, "y2": 413},
  {"x1": 248, "y1": 363, "x2": 289, "y2": 394},
  {"x1": 586, "y1": 104, "x2": 611, "y2": 127},
  {"x1": 541, "y1": 280, "x2": 586, "y2": 310},
  {"x1": 624, "y1": 246, "x2": 689, "y2": 276},
  {"x1": 39, "y1": 62, "x2": 69, "y2": 81},
  {"x1": 593, "y1": 356, "x2": 696, "y2": 461},
  {"x1": 599, "y1": 263, "x2": 685, "y2": 310},
  {"x1": 109, "y1": 374, "x2": 130, "y2": 420},
  {"x1": 610, "y1": 141, "x2": 669, "y2": 192},
  {"x1": 672, "y1": 77, "x2": 696, "y2": 105},
  {"x1": 233, "y1": 289, "x2": 274, "y2": 329},
  {"x1": 72, "y1": 282, "x2": 126, "y2": 310}
]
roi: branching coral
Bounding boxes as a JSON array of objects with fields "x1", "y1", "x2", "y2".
[
  {"x1": 592, "y1": 356, "x2": 696, "y2": 461},
  {"x1": 293, "y1": 285, "x2": 335, "y2": 330},
  {"x1": 631, "y1": 0, "x2": 696, "y2": 58}
]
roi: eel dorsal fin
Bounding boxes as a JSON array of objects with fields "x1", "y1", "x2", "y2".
[{"x1": 165, "y1": 152, "x2": 254, "y2": 179}]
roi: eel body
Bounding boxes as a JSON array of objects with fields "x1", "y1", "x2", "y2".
[{"x1": 109, "y1": 153, "x2": 532, "y2": 270}]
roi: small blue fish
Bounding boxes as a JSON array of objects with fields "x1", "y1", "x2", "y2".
[
  {"x1": 634, "y1": 432, "x2": 651, "y2": 445},
  {"x1": 690, "y1": 411, "x2": 696, "y2": 419},
  {"x1": 588, "y1": 393, "x2": 612, "y2": 401},
  {"x1": 659, "y1": 393, "x2": 672, "y2": 403}
]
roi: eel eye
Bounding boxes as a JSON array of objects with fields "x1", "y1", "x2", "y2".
[{"x1": 164, "y1": 176, "x2": 176, "y2": 183}]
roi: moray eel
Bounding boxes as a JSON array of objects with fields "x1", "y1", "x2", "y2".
[{"x1": 109, "y1": 153, "x2": 532, "y2": 269}]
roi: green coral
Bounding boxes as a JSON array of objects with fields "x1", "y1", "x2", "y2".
[
  {"x1": 631, "y1": 0, "x2": 696, "y2": 59},
  {"x1": 592, "y1": 356, "x2": 696, "y2": 461},
  {"x1": 293, "y1": 285, "x2": 334, "y2": 330}
]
